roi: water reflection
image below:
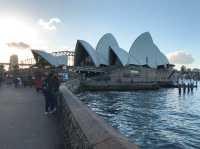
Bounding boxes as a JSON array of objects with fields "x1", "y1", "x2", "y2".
[{"x1": 78, "y1": 88, "x2": 200, "y2": 149}]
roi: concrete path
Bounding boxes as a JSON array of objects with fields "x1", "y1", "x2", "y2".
[{"x1": 0, "y1": 85, "x2": 64, "y2": 149}]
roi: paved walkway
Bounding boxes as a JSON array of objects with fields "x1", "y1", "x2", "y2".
[{"x1": 0, "y1": 85, "x2": 64, "y2": 149}]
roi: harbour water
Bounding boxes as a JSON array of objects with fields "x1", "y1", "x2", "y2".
[{"x1": 78, "y1": 87, "x2": 200, "y2": 149}]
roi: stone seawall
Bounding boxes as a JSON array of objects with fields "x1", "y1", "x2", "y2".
[
  {"x1": 59, "y1": 85, "x2": 139, "y2": 149},
  {"x1": 81, "y1": 81, "x2": 159, "y2": 91}
]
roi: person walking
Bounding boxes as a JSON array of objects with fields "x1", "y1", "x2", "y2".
[
  {"x1": 42, "y1": 75, "x2": 48, "y2": 114},
  {"x1": 13, "y1": 77, "x2": 18, "y2": 88},
  {"x1": 43, "y1": 71, "x2": 60, "y2": 114},
  {"x1": 51, "y1": 73, "x2": 60, "y2": 111},
  {"x1": 34, "y1": 76, "x2": 43, "y2": 92},
  {"x1": 42, "y1": 72, "x2": 53, "y2": 114}
]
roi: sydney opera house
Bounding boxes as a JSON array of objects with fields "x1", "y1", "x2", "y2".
[
  {"x1": 31, "y1": 32, "x2": 172, "y2": 69},
  {"x1": 74, "y1": 32, "x2": 176, "y2": 87},
  {"x1": 74, "y1": 32, "x2": 172, "y2": 69},
  {"x1": 31, "y1": 32, "x2": 176, "y2": 87}
]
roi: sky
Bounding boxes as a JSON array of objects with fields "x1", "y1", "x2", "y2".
[{"x1": 0, "y1": 0, "x2": 199, "y2": 69}]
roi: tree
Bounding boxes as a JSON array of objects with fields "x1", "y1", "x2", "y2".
[
  {"x1": 186, "y1": 68, "x2": 191, "y2": 73},
  {"x1": 0, "y1": 64, "x2": 4, "y2": 72},
  {"x1": 12, "y1": 64, "x2": 19, "y2": 77},
  {"x1": 180, "y1": 65, "x2": 186, "y2": 74},
  {"x1": 0, "y1": 64, "x2": 5, "y2": 81}
]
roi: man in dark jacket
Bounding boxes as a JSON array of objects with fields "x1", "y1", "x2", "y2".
[
  {"x1": 43, "y1": 71, "x2": 60, "y2": 114},
  {"x1": 51, "y1": 73, "x2": 60, "y2": 110}
]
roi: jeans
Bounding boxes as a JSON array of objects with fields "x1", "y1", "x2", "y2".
[{"x1": 44, "y1": 92, "x2": 54, "y2": 112}]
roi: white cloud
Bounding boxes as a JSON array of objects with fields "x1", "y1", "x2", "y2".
[
  {"x1": 38, "y1": 18, "x2": 61, "y2": 31},
  {"x1": 167, "y1": 50, "x2": 194, "y2": 64},
  {"x1": 7, "y1": 42, "x2": 31, "y2": 49}
]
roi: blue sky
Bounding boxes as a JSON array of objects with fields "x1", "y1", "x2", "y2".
[{"x1": 0, "y1": 0, "x2": 199, "y2": 68}]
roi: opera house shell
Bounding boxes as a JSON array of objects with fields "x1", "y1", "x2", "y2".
[
  {"x1": 128, "y1": 32, "x2": 169, "y2": 68},
  {"x1": 31, "y1": 50, "x2": 68, "y2": 67},
  {"x1": 75, "y1": 32, "x2": 170, "y2": 68},
  {"x1": 75, "y1": 33, "x2": 128, "y2": 67}
]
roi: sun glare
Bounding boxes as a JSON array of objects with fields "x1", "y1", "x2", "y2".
[
  {"x1": 0, "y1": 17, "x2": 41, "y2": 62},
  {"x1": 0, "y1": 17, "x2": 38, "y2": 44}
]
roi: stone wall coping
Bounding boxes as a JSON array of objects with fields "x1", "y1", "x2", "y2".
[{"x1": 60, "y1": 85, "x2": 139, "y2": 149}]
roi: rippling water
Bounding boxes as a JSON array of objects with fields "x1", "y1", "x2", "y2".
[{"x1": 77, "y1": 87, "x2": 200, "y2": 149}]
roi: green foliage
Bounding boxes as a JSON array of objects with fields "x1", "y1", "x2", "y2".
[
  {"x1": 0, "y1": 64, "x2": 4, "y2": 79},
  {"x1": 180, "y1": 65, "x2": 186, "y2": 74},
  {"x1": 11, "y1": 64, "x2": 19, "y2": 76},
  {"x1": 0, "y1": 64, "x2": 4, "y2": 73}
]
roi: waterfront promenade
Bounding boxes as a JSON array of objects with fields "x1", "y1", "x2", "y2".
[{"x1": 0, "y1": 85, "x2": 63, "y2": 149}]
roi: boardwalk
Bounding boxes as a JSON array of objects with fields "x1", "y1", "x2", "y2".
[{"x1": 0, "y1": 85, "x2": 63, "y2": 149}]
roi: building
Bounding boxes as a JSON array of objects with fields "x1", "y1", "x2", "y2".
[
  {"x1": 74, "y1": 32, "x2": 177, "y2": 87},
  {"x1": 74, "y1": 32, "x2": 172, "y2": 69},
  {"x1": 9, "y1": 54, "x2": 19, "y2": 71}
]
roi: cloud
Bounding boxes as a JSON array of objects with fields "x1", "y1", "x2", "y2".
[
  {"x1": 167, "y1": 51, "x2": 194, "y2": 64},
  {"x1": 38, "y1": 18, "x2": 61, "y2": 31},
  {"x1": 7, "y1": 42, "x2": 31, "y2": 49}
]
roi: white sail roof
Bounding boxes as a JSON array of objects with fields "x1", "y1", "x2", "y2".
[
  {"x1": 112, "y1": 48, "x2": 129, "y2": 66},
  {"x1": 75, "y1": 40, "x2": 100, "y2": 66},
  {"x1": 96, "y1": 33, "x2": 128, "y2": 66},
  {"x1": 74, "y1": 33, "x2": 128, "y2": 66},
  {"x1": 32, "y1": 50, "x2": 68, "y2": 67},
  {"x1": 128, "y1": 32, "x2": 169, "y2": 68},
  {"x1": 96, "y1": 33, "x2": 119, "y2": 65},
  {"x1": 74, "y1": 32, "x2": 170, "y2": 68}
]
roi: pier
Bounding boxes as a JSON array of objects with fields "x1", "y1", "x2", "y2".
[{"x1": 178, "y1": 81, "x2": 197, "y2": 95}]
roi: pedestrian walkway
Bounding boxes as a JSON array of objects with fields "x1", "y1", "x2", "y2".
[{"x1": 0, "y1": 85, "x2": 63, "y2": 149}]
